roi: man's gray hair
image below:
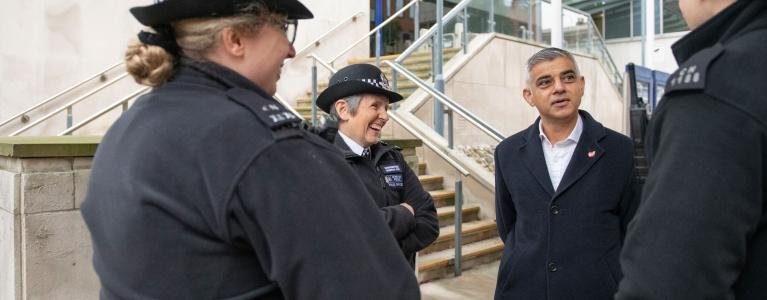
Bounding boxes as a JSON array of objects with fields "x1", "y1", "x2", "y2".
[
  {"x1": 525, "y1": 47, "x2": 580, "y2": 85},
  {"x1": 329, "y1": 94, "x2": 364, "y2": 119}
]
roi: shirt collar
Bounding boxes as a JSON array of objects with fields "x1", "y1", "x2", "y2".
[
  {"x1": 539, "y1": 114, "x2": 583, "y2": 145},
  {"x1": 338, "y1": 131, "x2": 367, "y2": 156}
]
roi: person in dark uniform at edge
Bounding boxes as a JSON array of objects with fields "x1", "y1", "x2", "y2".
[
  {"x1": 616, "y1": 1, "x2": 767, "y2": 299},
  {"x1": 494, "y1": 48, "x2": 638, "y2": 300},
  {"x1": 315, "y1": 64, "x2": 439, "y2": 269},
  {"x1": 79, "y1": 1, "x2": 420, "y2": 299}
]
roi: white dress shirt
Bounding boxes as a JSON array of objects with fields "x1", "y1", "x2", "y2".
[
  {"x1": 338, "y1": 131, "x2": 368, "y2": 156},
  {"x1": 539, "y1": 115, "x2": 583, "y2": 190}
]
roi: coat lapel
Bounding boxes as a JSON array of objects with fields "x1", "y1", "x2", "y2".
[
  {"x1": 519, "y1": 119, "x2": 556, "y2": 197},
  {"x1": 553, "y1": 111, "x2": 606, "y2": 198}
]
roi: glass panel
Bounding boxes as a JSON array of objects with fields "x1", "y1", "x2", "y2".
[
  {"x1": 604, "y1": 4, "x2": 630, "y2": 39},
  {"x1": 662, "y1": 0, "x2": 688, "y2": 33}
]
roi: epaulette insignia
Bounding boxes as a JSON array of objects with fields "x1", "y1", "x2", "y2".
[
  {"x1": 226, "y1": 88, "x2": 301, "y2": 130},
  {"x1": 665, "y1": 43, "x2": 724, "y2": 95}
]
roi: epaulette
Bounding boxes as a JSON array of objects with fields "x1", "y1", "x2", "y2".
[
  {"x1": 225, "y1": 88, "x2": 302, "y2": 132},
  {"x1": 664, "y1": 43, "x2": 725, "y2": 95}
]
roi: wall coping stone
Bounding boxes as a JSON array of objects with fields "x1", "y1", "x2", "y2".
[
  {"x1": 381, "y1": 138, "x2": 422, "y2": 149},
  {"x1": 0, "y1": 136, "x2": 101, "y2": 158}
]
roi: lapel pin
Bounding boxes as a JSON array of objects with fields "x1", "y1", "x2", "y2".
[{"x1": 587, "y1": 151, "x2": 596, "y2": 158}]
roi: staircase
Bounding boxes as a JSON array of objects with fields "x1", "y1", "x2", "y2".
[
  {"x1": 292, "y1": 48, "x2": 461, "y2": 120},
  {"x1": 416, "y1": 161, "x2": 504, "y2": 283}
]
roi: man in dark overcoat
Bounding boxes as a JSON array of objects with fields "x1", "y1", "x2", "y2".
[
  {"x1": 617, "y1": 0, "x2": 767, "y2": 299},
  {"x1": 494, "y1": 48, "x2": 638, "y2": 300}
]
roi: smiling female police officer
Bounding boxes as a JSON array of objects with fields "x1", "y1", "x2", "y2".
[
  {"x1": 316, "y1": 64, "x2": 439, "y2": 269},
  {"x1": 80, "y1": 1, "x2": 419, "y2": 299}
]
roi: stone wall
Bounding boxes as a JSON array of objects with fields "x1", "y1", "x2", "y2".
[{"x1": 0, "y1": 136, "x2": 100, "y2": 300}]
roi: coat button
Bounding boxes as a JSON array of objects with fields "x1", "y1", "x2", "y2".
[
  {"x1": 550, "y1": 205, "x2": 560, "y2": 215},
  {"x1": 548, "y1": 262, "x2": 559, "y2": 272}
]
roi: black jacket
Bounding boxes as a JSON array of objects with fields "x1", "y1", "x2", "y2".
[
  {"x1": 494, "y1": 110, "x2": 637, "y2": 300},
  {"x1": 334, "y1": 136, "x2": 439, "y2": 268},
  {"x1": 617, "y1": 1, "x2": 767, "y2": 299},
  {"x1": 81, "y1": 60, "x2": 420, "y2": 300}
]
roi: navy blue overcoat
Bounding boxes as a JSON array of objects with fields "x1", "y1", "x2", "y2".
[{"x1": 494, "y1": 110, "x2": 638, "y2": 300}]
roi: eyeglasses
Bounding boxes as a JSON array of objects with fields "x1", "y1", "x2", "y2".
[{"x1": 278, "y1": 19, "x2": 298, "y2": 45}]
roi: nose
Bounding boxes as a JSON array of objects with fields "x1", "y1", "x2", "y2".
[
  {"x1": 286, "y1": 43, "x2": 296, "y2": 59},
  {"x1": 553, "y1": 79, "x2": 566, "y2": 93},
  {"x1": 379, "y1": 106, "x2": 389, "y2": 123}
]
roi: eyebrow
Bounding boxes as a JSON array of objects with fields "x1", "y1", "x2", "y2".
[{"x1": 535, "y1": 69, "x2": 577, "y2": 83}]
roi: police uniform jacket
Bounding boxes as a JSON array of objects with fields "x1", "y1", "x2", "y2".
[
  {"x1": 334, "y1": 137, "x2": 439, "y2": 268},
  {"x1": 80, "y1": 59, "x2": 420, "y2": 300},
  {"x1": 494, "y1": 110, "x2": 637, "y2": 300},
  {"x1": 617, "y1": 1, "x2": 767, "y2": 299}
]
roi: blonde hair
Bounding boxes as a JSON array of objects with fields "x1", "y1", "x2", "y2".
[{"x1": 125, "y1": 3, "x2": 285, "y2": 87}]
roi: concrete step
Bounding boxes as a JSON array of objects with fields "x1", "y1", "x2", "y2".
[
  {"x1": 429, "y1": 189, "x2": 455, "y2": 208},
  {"x1": 422, "y1": 220, "x2": 498, "y2": 255},
  {"x1": 437, "y1": 204, "x2": 480, "y2": 227},
  {"x1": 418, "y1": 161, "x2": 427, "y2": 175},
  {"x1": 418, "y1": 238, "x2": 505, "y2": 283},
  {"x1": 418, "y1": 174, "x2": 443, "y2": 191}
]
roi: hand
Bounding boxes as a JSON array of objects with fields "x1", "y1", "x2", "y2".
[{"x1": 400, "y1": 203, "x2": 414, "y2": 216}]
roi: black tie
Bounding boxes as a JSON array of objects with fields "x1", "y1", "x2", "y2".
[{"x1": 361, "y1": 148, "x2": 371, "y2": 160}]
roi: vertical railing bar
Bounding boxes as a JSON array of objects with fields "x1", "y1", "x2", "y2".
[
  {"x1": 311, "y1": 60, "x2": 318, "y2": 126},
  {"x1": 454, "y1": 177, "x2": 463, "y2": 276},
  {"x1": 462, "y1": 6, "x2": 468, "y2": 54}
]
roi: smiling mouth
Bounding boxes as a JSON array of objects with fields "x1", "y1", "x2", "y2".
[{"x1": 369, "y1": 122, "x2": 385, "y2": 133}]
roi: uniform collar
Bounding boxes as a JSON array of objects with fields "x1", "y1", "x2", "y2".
[
  {"x1": 671, "y1": 0, "x2": 763, "y2": 64},
  {"x1": 178, "y1": 58, "x2": 273, "y2": 99},
  {"x1": 338, "y1": 131, "x2": 367, "y2": 156}
]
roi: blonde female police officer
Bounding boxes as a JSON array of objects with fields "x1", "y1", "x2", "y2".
[{"x1": 80, "y1": 1, "x2": 420, "y2": 299}]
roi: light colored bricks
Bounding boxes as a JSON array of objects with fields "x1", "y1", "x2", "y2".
[
  {"x1": 0, "y1": 212, "x2": 20, "y2": 300},
  {"x1": 21, "y1": 158, "x2": 72, "y2": 173},
  {"x1": 23, "y1": 211, "x2": 99, "y2": 300},
  {"x1": 0, "y1": 171, "x2": 19, "y2": 214},
  {"x1": 0, "y1": 157, "x2": 22, "y2": 173},
  {"x1": 21, "y1": 172, "x2": 74, "y2": 214},
  {"x1": 74, "y1": 170, "x2": 90, "y2": 209}
]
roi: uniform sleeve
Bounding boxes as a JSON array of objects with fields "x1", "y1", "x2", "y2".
[
  {"x1": 398, "y1": 160, "x2": 439, "y2": 254},
  {"x1": 380, "y1": 204, "x2": 417, "y2": 240},
  {"x1": 495, "y1": 147, "x2": 516, "y2": 243},
  {"x1": 619, "y1": 155, "x2": 640, "y2": 241},
  {"x1": 616, "y1": 94, "x2": 763, "y2": 299},
  {"x1": 229, "y1": 138, "x2": 420, "y2": 300}
]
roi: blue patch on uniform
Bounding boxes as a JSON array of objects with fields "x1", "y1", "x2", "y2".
[
  {"x1": 382, "y1": 165, "x2": 401, "y2": 174},
  {"x1": 384, "y1": 174, "x2": 404, "y2": 187}
]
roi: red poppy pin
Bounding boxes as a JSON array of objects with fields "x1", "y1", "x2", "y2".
[{"x1": 587, "y1": 150, "x2": 596, "y2": 158}]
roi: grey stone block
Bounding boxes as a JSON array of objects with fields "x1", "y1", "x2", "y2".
[
  {"x1": 0, "y1": 171, "x2": 19, "y2": 214},
  {"x1": 21, "y1": 172, "x2": 74, "y2": 214},
  {"x1": 21, "y1": 158, "x2": 72, "y2": 173},
  {"x1": 0, "y1": 157, "x2": 21, "y2": 173},
  {"x1": 23, "y1": 211, "x2": 99, "y2": 300},
  {"x1": 74, "y1": 170, "x2": 90, "y2": 209},
  {"x1": 0, "y1": 212, "x2": 20, "y2": 300},
  {"x1": 73, "y1": 158, "x2": 92, "y2": 170}
]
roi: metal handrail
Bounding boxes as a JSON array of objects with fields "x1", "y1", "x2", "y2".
[
  {"x1": 273, "y1": 92, "x2": 302, "y2": 117},
  {"x1": 307, "y1": 53, "x2": 337, "y2": 74},
  {"x1": 0, "y1": 62, "x2": 124, "y2": 128},
  {"x1": 9, "y1": 73, "x2": 130, "y2": 136},
  {"x1": 395, "y1": 0, "x2": 472, "y2": 63},
  {"x1": 328, "y1": 0, "x2": 420, "y2": 65},
  {"x1": 562, "y1": 4, "x2": 623, "y2": 87},
  {"x1": 295, "y1": 11, "x2": 365, "y2": 58},
  {"x1": 58, "y1": 87, "x2": 149, "y2": 136},
  {"x1": 389, "y1": 112, "x2": 470, "y2": 176},
  {"x1": 383, "y1": 60, "x2": 504, "y2": 142}
]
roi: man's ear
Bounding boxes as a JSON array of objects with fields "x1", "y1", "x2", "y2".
[
  {"x1": 522, "y1": 88, "x2": 535, "y2": 107},
  {"x1": 219, "y1": 27, "x2": 246, "y2": 58},
  {"x1": 334, "y1": 100, "x2": 351, "y2": 121}
]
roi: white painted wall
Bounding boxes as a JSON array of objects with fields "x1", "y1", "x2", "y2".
[
  {"x1": 604, "y1": 31, "x2": 688, "y2": 74},
  {"x1": 0, "y1": 0, "x2": 370, "y2": 136}
]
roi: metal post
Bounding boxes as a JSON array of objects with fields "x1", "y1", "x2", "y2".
[
  {"x1": 414, "y1": 0, "x2": 420, "y2": 40},
  {"x1": 551, "y1": 0, "x2": 563, "y2": 48},
  {"x1": 641, "y1": 0, "x2": 655, "y2": 68},
  {"x1": 462, "y1": 6, "x2": 468, "y2": 54},
  {"x1": 311, "y1": 61, "x2": 318, "y2": 126},
  {"x1": 66, "y1": 106, "x2": 73, "y2": 129},
  {"x1": 447, "y1": 109, "x2": 454, "y2": 149},
  {"x1": 376, "y1": 30, "x2": 382, "y2": 67},
  {"x1": 488, "y1": 0, "x2": 496, "y2": 33},
  {"x1": 433, "y1": 0, "x2": 445, "y2": 136},
  {"x1": 587, "y1": 23, "x2": 594, "y2": 54},
  {"x1": 454, "y1": 177, "x2": 463, "y2": 276},
  {"x1": 121, "y1": 101, "x2": 129, "y2": 113}
]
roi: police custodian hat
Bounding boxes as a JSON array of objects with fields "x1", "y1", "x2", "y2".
[
  {"x1": 130, "y1": 0, "x2": 314, "y2": 26},
  {"x1": 317, "y1": 64, "x2": 404, "y2": 113}
]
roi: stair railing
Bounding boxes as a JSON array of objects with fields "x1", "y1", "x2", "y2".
[
  {"x1": 294, "y1": 11, "x2": 365, "y2": 58},
  {"x1": 0, "y1": 62, "x2": 124, "y2": 130},
  {"x1": 58, "y1": 87, "x2": 149, "y2": 136},
  {"x1": 306, "y1": 53, "x2": 337, "y2": 125},
  {"x1": 327, "y1": 0, "x2": 421, "y2": 67}
]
